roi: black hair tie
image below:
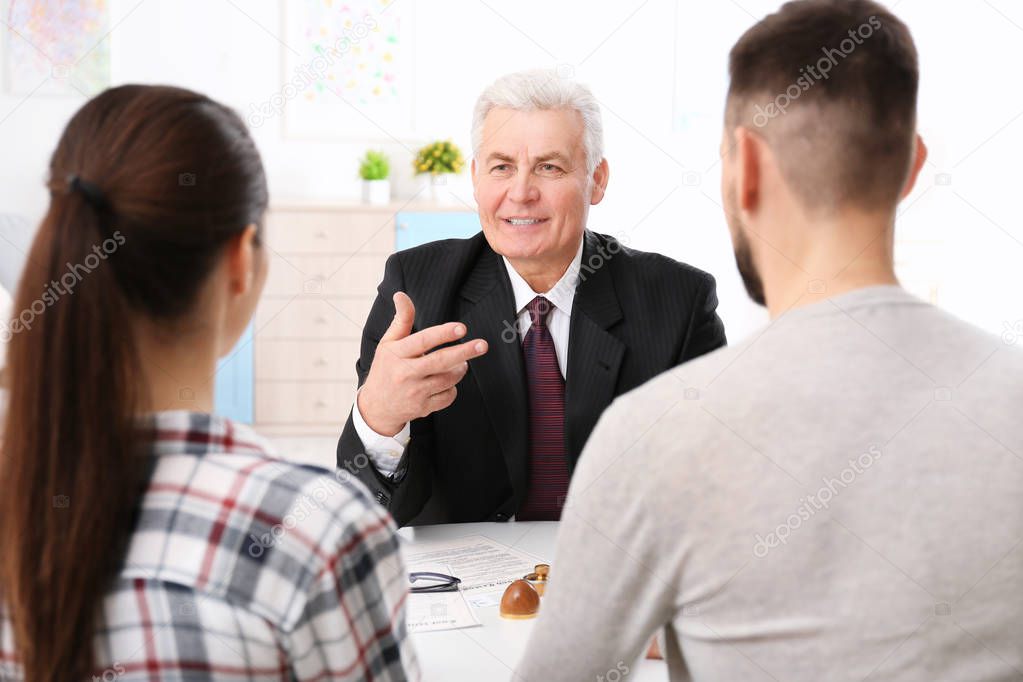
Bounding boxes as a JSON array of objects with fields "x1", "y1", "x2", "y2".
[{"x1": 67, "y1": 174, "x2": 110, "y2": 212}]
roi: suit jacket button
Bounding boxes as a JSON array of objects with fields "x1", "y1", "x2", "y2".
[{"x1": 494, "y1": 512, "x2": 508, "y2": 522}]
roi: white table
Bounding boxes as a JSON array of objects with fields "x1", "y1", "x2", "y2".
[{"x1": 400, "y1": 521, "x2": 668, "y2": 682}]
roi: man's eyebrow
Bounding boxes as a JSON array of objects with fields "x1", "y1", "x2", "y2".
[
  {"x1": 485, "y1": 152, "x2": 515, "y2": 164},
  {"x1": 484, "y1": 151, "x2": 572, "y2": 164},
  {"x1": 534, "y1": 152, "x2": 571, "y2": 165}
]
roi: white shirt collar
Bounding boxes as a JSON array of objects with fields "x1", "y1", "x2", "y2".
[{"x1": 502, "y1": 236, "x2": 585, "y2": 316}]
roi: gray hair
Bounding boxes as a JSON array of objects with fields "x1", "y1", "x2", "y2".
[{"x1": 471, "y1": 69, "x2": 604, "y2": 175}]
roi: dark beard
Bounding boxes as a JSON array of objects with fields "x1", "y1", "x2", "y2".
[{"x1": 733, "y1": 227, "x2": 766, "y2": 306}]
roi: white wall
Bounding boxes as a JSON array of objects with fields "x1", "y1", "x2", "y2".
[{"x1": 2, "y1": 0, "x2": 1021, "y2": 343}]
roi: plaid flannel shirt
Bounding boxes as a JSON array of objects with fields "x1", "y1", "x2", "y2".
[{"x1": 0, "y1": 410, "x2": 419, "y2": 681}]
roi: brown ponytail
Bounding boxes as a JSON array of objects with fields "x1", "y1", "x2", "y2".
[{"x1": 0, "y1": 85, "x2": 267, "y2": 680}]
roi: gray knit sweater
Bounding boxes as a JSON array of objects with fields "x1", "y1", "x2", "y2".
[{"x1": 516, "y1": 286, "x2": 1023, "y2": 682}]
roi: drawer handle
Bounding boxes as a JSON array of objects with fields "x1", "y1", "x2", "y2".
[
  {"x1": 314, "y1": 357, "x2": 328, "y2": 367},
  {"x1": 315, "y1": 230, "x2": 328, "y2": 239},
  {"x1": 314, "y1": 399, "x2": 328, "y2": 409},
  {"x1": 314, "y1": 315, "x2": 328, "y2": 324}
]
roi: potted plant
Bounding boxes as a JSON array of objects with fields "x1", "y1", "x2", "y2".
[
  {"x1": 359, "y1": 150, "x2": 391, "y2": 205},
  {"x1": 413, "y1": 140, "x2": 465, "y2": 203}
]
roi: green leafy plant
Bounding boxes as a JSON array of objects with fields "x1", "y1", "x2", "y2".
[
  {"x1": 414, "y1": 140, "x2": 465, "y2": 175},
  {"x1": 359, "y1": 150, "x2": 390, "y2": 181}
]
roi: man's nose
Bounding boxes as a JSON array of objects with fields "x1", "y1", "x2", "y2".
[{"x1": 507, "y1": 169, "x2": 539, "y2": 203}]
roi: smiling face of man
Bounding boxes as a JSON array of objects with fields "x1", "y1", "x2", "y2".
[{"x1": 472, "y1": 106, "x2": 608, "y2": 289}]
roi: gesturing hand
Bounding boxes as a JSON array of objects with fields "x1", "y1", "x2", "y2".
[{"x1": 358, "y1": 291, "x2": 489, "y2": 437}]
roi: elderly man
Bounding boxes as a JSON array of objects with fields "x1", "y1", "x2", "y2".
[{"x1": 336, "y1": 69, "x2": 726, "y2": 526}]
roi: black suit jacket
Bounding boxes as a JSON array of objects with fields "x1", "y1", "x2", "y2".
[{"x1": 336, "y1": 230, "x2": 726, "y2": 526}]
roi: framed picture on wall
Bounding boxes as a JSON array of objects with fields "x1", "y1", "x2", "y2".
[
  {"x1": 279, "y1": 0, "x2": 416, "y2": 142},
  {"x1": 1, "y1": 0, "x2": 111, "y2": 97}
]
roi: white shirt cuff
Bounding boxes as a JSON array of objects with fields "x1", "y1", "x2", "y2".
[{"x1": 351, "y1": 389, "x2": 411, "y2": 478}]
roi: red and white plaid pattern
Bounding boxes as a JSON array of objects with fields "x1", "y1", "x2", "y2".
[{"x1": 0, "y1": 410, "x2": 418, "y2": 681}]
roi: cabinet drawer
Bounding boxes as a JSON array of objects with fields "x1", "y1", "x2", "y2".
[
  {"x1": 255, "y1": 297, "x2": 373, "y2": 339},
  {"x1": 255, "y1": 381, "x2": 357, "y2": 425},
  {"x1": 265, "y1": 253, "x2": 385, "y2": 297},
  {"x1": 255, "y1": 339, "x2": 359, "y2": 380},
  {"x1": 265, "y1": 210, "x2": 395, "y2": 254}
]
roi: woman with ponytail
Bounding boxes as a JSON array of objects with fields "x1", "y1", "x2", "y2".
[{"x1": 0, "y1": 85, "x2": 418, "y2": 681}]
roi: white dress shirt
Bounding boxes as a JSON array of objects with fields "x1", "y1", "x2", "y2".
[{"x1": 353, "y1": 239, "x2": 585, "y2": 478}]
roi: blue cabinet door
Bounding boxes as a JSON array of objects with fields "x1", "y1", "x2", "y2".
[
  {"x1": 213, "y1": 322, "x2": 254, "y2": 423},
  {"x1": 395, "y1": 211, "x2": 481, "y2": 250}
]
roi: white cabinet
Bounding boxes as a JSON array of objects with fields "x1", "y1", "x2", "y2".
[{"x1": 252, "y1": 202, "x2": 478, "y2": 436}]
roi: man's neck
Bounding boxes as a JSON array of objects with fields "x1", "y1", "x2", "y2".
[
  {"x1": 767, "y1": 265, "x2": 900, "y2": 319},
  {"x1": 761, "y1": 212, "x2": 900, "y2": 318},
  {"x1": 506, "y1": 243, "x2": 582, "y2": 294}
]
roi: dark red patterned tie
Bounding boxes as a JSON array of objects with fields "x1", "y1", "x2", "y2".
[{"x1": 517, "y1": 296, "x2": 570, "y2": 521}]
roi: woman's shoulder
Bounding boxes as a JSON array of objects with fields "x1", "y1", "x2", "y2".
[
  {"x1": 141, "y1": 447, "x2": 392, "y2": 563},
  {"x1": 143, "y1": 411, "x2": 386, "y2": 537},
  {"x1": 128, "y1": 423, "x2": 398, "y2": 628}
]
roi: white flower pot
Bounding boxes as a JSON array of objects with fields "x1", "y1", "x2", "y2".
[
  {"x1": 423, "y1": 173, "x2": 458, "y2": 205},
  {"x1": 362, "y1": 179, "x2": 391, "y2": 205}
]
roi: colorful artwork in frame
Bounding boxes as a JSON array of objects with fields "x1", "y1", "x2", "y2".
[
  {"x1": 3, "y1": 0, "x2": 110, "y2": 96},
  {"x1": 281, "y1": 0, "x2": 415, "y2": 140}
]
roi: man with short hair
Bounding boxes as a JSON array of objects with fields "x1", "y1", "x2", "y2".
[
  {"x1": 337, "y1": 70, "x2": 727, "y2": 526},
  {"x1": 516, "y1": 2, "x2": 1023, "y2": 680}
]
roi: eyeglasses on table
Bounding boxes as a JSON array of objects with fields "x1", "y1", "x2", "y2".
[{"x1": 408, "y1": 571, "x2": 462, "y2": 593}]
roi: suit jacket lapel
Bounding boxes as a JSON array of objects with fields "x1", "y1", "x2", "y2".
[
  {"x1": 458, "y1": 246, "x2": 529, "y2": 507},
  {"x1": 564, "y1": 231, "x2": 626, "y2": 470}
]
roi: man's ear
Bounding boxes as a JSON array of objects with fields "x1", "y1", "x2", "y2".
[
  {"x1": 900, "y1": 134, "x2": 928, "y2": 200},
  {"x1": 590, "y1": 158, "x2": 610, "y2": 205},
  {"x1": 226, "y1": 224, "x2": 259, "y2": 296},
  {"x1": 471, "y1": 157, "x2": 479, "y2": 203},
  {"x1": 734, "y1": 126, "x2": 762, "y2": 214}
]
